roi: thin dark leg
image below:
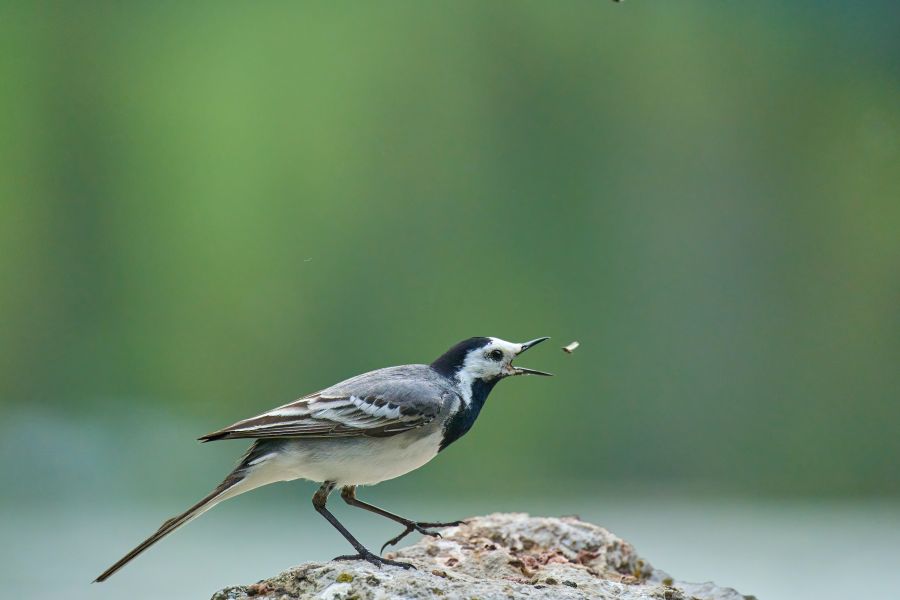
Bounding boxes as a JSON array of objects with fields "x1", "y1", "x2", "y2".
[
  {"x1": 312, "y1": 481, "x2": 413, "y2": 569},
  {"x1": 340, "y1": 485, "x2": 464, "y2": 553}
]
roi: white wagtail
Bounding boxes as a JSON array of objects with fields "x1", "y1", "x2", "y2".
[{"x1": 95, "y1": 336, "x2": 551, "y2": 581}]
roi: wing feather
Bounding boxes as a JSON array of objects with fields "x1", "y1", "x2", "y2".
[{"x1": 198, "y1": 393, "x2": 438, "y2": 442}]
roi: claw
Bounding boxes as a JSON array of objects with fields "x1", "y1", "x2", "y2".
[
  {"x1": 379, "y1": 520, "x2": 463, "y2": 554},
  {"x1": 333, "y1": 551, "x2": 414, "y2": 569},
  {"x1": 380, "y1": 524, "x2": 415, "y2": 554},
  {"x1": 417, "y1": 520, "x2": 465, "y2": 528}
]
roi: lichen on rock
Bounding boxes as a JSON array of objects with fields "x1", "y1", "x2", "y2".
[{"x1": 211, "y1": 513, "x2": 755, "y2": 600}]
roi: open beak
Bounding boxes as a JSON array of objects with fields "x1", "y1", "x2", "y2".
[{"x1": 509, "y1": 336, "x2": 553, "y2": 376}]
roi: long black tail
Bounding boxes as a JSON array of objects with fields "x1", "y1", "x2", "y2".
[
  {"x1": 94, "y1": 442, "x2": 278, "y2": 582},
  {"x1": 93, "y1": 475, "x2": 239, "y2": 582}
]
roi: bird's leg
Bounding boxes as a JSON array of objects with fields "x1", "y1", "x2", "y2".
[
  {"x1": 312, "y1": 481, "x2": 414, "y2": 569},
  {"x1": 340, "y1": 485, "x2": 465, "y2": 553}
]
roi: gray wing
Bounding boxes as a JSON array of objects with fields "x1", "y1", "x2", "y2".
[{"x1": 199, "y1": 365, "x2": 454, "y2": 442}]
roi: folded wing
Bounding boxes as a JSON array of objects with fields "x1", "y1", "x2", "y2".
[{"x1": 199, "y1": 393, "x2": 438, "y2": 441}]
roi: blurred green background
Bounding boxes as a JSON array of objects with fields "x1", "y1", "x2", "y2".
[{"x1": 1, "y1": 2, "x2": 898, "y2": 599}]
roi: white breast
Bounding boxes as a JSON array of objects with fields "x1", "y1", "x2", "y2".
[{"x1": 254, "y1": 428, "x2": 445, "y2": 487}]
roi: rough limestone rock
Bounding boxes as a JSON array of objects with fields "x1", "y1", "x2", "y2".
[{"x1": 211, "y1": 513, "x2": 755, "y2": 600}]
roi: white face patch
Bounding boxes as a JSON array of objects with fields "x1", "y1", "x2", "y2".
[{"x1": 455, "y1": 337, "x2": 522, "y2": 405}]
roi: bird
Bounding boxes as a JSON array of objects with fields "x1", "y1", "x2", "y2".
[{"x1": 95, "y1": 336, "x2": 552, "y2": 581}]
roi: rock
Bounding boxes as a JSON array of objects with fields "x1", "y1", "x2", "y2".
[{"x1": 211, "y1": 513, "x2": 755, "y2": 600}]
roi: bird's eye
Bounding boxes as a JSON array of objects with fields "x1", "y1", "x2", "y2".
[{"x1": 488, "y1": 349, "x2": 504, "y2": 361}]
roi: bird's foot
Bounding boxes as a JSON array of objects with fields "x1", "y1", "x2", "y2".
[
  {"x1": 333, "y1": 550, "x2": 414, "y2": 569},
  {"x1": 417, "y1": 519, "x2": 466, "y2": 529},
  {"x1": 380, "y1": 519, "x2": 466, "y2": 553}
]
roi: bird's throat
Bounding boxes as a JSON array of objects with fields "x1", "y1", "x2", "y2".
[{"x1": 438, "y1": 377, "x2": 498, "y2": 452}]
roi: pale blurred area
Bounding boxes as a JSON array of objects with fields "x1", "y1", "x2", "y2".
[{"x1": 0, "y1": 2, "x2": 898, "y2": 599}]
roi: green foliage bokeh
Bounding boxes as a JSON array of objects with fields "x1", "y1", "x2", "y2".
[{"x1": 1, "y1": 1, "x2": 898, "y2": 497}]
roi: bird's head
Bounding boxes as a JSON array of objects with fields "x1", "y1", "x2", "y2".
[{"x1": 430, "y1": 336, "x2": 552, "y2": 383}]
